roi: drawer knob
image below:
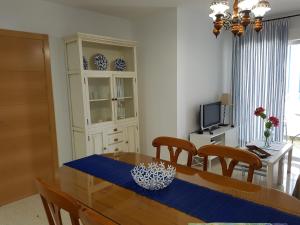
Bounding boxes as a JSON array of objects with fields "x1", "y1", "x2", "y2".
[
  {"x1": 114, "y1": 148, "x2": 119, "y2": 152},
  {"x1": 114, "y1": 138, "x2": 118, "y2": 142},
  {"x1": 113, "y1": 128, "x2": 118, "y2": 132}
]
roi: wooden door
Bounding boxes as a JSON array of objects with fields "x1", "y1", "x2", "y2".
[{"x1": 0, "y1": 29, "x2": 58, "y2": 205}]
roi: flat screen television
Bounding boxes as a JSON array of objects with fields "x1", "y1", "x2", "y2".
[{"x1": 200, "y1": 102, "x2": 221, "y2": 130}]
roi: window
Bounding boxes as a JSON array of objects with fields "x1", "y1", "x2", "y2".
[
  {"x1": 286, "y1": 42, "x2": 300, "y2": 97},
  {"x1": 285, "y1": 41, "x2": 300, "y2": 137},
  {"x1": 299, "y1": 78, "x2": 300, "y2": 93}
]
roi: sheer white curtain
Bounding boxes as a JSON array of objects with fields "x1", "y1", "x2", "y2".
[{"x1": 232, "y1": 19, "x2": 289, "y2": 146}]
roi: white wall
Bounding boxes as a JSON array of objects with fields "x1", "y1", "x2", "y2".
[
  {"x1": 0, "y1": 0, "x2": 134, "y2": 165},
  {"x1": 221, "y1": 32, "x2": 233, "y2": 94},
  {"x1": 177, "y1": 0, "x2": 223, "y2": 138},
  {"x1": 0, "y1": 0, "x2": 230, "y2": 163},
  {"x1": 289, "y1": 16, "x2": 300, "y2": 40},
  {"x1": 134, "y1": 9, "x2": 178, "y2": 157}
]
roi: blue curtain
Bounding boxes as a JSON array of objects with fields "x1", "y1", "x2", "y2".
[{"x1": 232, "y1": 19, "x2": 289, "y2": 146}]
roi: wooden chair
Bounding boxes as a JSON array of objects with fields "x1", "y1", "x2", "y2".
[
  {"x1": 152, "y1": 136, "x2": 198, "y2": 167},
  {"x1": 293, "y1": 174, "x2": 300, "y2": 200},
  {"x1": 197, "y1": 145, "x2": 262, "y2": 182},
  {"x1": 35, "y1": 178, "x2": 81, "y2": 225},
  {"x1": 80, "y1": 207, "x2": 119, "y2": 225}
]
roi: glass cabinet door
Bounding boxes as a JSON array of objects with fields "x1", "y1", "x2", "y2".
[
  {"x1": 115, "y1": 77, "x2": 135, "y2": 120},
  {"x1": 87, "y1": 77, "x2": 113, "y2": 124}
]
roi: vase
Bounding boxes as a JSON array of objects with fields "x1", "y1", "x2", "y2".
[{"x1": 264, "y1": 128, "x2": 271, "y2": 147}]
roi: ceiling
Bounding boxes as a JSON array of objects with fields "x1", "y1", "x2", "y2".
[
  {"x1": 43, "y1": 0, "x2": 300, "y2": 19},
  {"x1": 42, "y1": 0, "x2": 180, "y2": 19},
  {"x1": 269, "y1": 0, "x2": 300, "y2": 17}
]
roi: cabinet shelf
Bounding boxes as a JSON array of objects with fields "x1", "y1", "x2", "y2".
[
  {"x1": 89, "y1": 98, "x2": 110, "y2": 102},
  {"x1": 84, "y1": 70, "x2": 136, "y2": 75},
  {"x1": 82, "y1": 40, "x2": 135, "y2": 72},
  {"x1": 68, "y1": 70, "x2": 137, "y2": 76},
  {"x1": 117, "y1": 97, "x2": 133, "y2": 100},
  {"x1": 88, "y1": 97, "x2": 133, "y2": 102}
]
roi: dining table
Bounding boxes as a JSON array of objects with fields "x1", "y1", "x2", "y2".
[{"x1": 45, "y1": 152, "x2": 300, "y2": 225}]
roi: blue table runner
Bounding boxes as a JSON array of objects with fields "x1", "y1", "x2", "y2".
[{"x1": 64, "y1": 155, "x2": 300, "y2": 224}]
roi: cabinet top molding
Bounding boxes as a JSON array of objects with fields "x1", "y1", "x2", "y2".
[{"x1": 64, "y1": 32, "x2": 137, "y2": 47}]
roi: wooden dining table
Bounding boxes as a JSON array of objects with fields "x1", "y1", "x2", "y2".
[{"x1": 46, "y1": 153, "x2": 300, "y2": 225}]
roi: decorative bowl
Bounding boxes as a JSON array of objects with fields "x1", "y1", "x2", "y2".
[
  {"x1": 93, "y1": 53, "x2": 108, "y2": 70},
  {"x1": 131, "y1": 162, "x2": 176, "y2": 190},
  {"x1": 114, "y1": 58, "x2": 126, "y2": 71}
]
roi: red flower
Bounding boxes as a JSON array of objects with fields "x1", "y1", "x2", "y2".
[
  {"x1": 254, "y1": 107, "x2": 265, "y2": 116},
  {"x1": 269, "y1": 116, "x2": 279, "y2": 127}
]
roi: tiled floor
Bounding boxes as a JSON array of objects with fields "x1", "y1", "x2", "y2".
[
  {"x1": 0, "y1": 195, "x2": 73, "y2": 225},
  {"x1": 0, "y1": 159, "x2": 299, "y2": 225}
]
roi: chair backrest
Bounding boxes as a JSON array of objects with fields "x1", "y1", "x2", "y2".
[
  {"x1": 35, "y1": 178, "x2": 80, "y2": 225},
  {"x1": 80, "y1": 208, "x2": 119, "y2": 225},
  {"x1": 198, "y1": 145, "x2": 262, "y2": 182},
  {"x1": 152, "y1": 136, "x2": 198, "y2": 167}
]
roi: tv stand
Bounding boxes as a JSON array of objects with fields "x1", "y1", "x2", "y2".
[
  {"x1": 219, "y1": 123, "x2": 229, "y2": 127},
  {"x1": 190, "y1": 126, "x2": 239, "y2": 169},
  {"x1": 207, "y1": 126, "x2": 219, "y2": 135}
]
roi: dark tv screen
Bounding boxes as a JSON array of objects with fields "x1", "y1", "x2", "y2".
[{"x1": 202, "y1": 102, "x2": 221, "y2": 128}]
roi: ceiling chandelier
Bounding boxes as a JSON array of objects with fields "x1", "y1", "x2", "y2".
[{"x1": 209, "y1": 0, "x2": 271, "y2": 37}]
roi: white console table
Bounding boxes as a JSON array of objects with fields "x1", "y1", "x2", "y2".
[
  {"x1": 190, "y1": 126, "x2": 239, "y2": 168},
  {"x1": 246, "y1": 141, "x2": 293, "y2": 188}
]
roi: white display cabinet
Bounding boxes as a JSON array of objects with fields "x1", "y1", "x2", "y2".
[{"x1": 65, "y1": 33, "x2": 139, "y2": 159}]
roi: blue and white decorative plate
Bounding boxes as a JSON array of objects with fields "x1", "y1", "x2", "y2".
[
  {"x1": 93, "y1": 54, "x2": 108, "y2": 70},
  {"x1": 83, "y1": 56, "x2": 88, "y2": 70},
  {"x1": 114, "y1": 58, "x2": 127, "y2": 71}
]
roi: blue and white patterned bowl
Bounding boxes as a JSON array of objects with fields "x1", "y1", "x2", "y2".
[
  {"x1": 93, "y1": 54, "x2": 108, "y2": 70},
  {"x1": 131, "y1": 162, "x2": 176, "y2": 191},
  {"x1": 114, "y1": 58, "x2": 127, "y2": 71}
]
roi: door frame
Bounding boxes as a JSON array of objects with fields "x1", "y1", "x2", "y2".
[{"x1": 0, "y1": 29, "x2": 59, "y2": 174}]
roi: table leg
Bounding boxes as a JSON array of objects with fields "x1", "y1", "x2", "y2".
[
  {"x1": 287, "y1": 147, "x2": 293, "y2": 174},
  {"x1": 267, "y1": 164, "x2": 273, "y2": 188},
  {"x1": 278, "y1": 158, "x2": 284, "y2": 186}
]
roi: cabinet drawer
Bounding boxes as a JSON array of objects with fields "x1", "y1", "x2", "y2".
[
  {"x1": 104, "y1": 143, "x2": 125, "y2": 153},
  {"x1": 107, "y1": 132, "x2": 124, "y2": 145},
  {"x1": 106, "y1": 127, "x2": 123, "y2": 135}
]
